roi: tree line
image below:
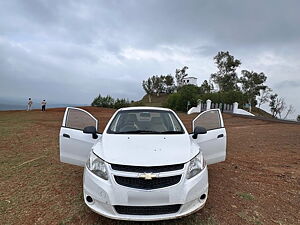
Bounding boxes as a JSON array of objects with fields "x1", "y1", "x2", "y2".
[
  {"x1": 91, "y1": 94, "x2": 130, "y2": 109},
  {"x1": 142, "y1": 51, "x2": 296, "y2": 119}
]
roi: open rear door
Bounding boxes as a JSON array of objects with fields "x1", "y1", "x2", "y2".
[
  {"x1": 191, "y1": 109, "x2": 226, "y2": 165},
  {"x1": 59, "y1": 107, "x2": 101, "y2": 167}
]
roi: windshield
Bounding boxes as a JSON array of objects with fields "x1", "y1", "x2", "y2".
[{"x1": 107, "y1": 109, "x2": 185, "y2": 134}]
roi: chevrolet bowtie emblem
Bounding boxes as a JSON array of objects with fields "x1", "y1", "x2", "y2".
[{"x1": 139, "y1": 173, "x2": 157, "y2": 180}]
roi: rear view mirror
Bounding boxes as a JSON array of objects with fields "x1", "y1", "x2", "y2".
[
  {"x1": 192, "y1": 126, "x2": 207, "y2": 139},
  {"x1": 83, "y1": 126, "x2": 98, "y2": 139}
]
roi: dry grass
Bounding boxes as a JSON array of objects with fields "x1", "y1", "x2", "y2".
[{"x1": 0, "y1": 107, "x2": 299, "y2": 225}]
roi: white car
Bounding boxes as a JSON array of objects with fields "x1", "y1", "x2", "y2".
[{"x1": 59, "y1": 106, "x2": 226, "y2": 221}]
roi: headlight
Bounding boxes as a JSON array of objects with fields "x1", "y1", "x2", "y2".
[
  {"x1": 186, "y1": 152, "x2": 206, "y2": 179},
  {"x1": 86, "y1": 152, "x2": 108, "y2": 180}
]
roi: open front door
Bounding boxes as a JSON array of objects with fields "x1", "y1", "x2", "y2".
[
  {"x1": 59, "y1": 107, "x2": 101, "y2": 167},
  {"x1": 191, "y1": 109, "x2": 226, "y2": 165}
]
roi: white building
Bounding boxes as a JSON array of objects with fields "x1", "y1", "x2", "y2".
[{"x1": 182, "y1": 77, "x2": 197, "y2": 86}]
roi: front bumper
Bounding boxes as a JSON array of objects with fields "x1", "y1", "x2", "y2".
[{"x1": 83, "y1": 165, "x2": 208, "y2": 221}]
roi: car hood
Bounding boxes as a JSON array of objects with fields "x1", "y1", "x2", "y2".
[{"x1": 93, "y1": 134, "x2": 199, "y2": 166}]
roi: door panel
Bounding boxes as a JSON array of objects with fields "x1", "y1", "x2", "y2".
[
  {"x1": 59, "y1": 107, "x2": 101, "y2": 167},
  {"x1": 191, "y1": 109, "x2": 226, "y2": 165}
]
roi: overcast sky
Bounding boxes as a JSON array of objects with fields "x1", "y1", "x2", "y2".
[{"x1": 0, "y1": 0, "x2": 299, "y2": 117}]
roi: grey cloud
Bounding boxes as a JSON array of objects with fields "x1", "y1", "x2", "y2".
[
  {"x1": 46, "y1": 43, "x2": 99, "y2": 63},
  {"x1": 192, "y1": 46, "x2": 220, "y2": 57},
  {"x1": 274, "y1": 80, "x2": 300, "y2": 89},
  {"x1": 0, "y1": 0, "x2": 300, "y2": 116},
  {"x1": 3, "y1": 0, "x2": 300, "y2": 48}
]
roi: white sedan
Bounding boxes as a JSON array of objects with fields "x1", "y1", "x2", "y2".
[{"x1": 59, "y1": 107, "x2": 226, "y2": 221}]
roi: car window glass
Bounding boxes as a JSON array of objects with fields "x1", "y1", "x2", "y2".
[
  {"x1": 66, "y1": 108, "x2": 97, "y2": 130},
  {"x1": 107, "y1": 110, "x2": 184, "y2": 134},
  {"x1": 169, "y1": 113, "x2": 183, "y2": 131},
  {"x1": 193, "y1": 110, "x2": 221, "y2": 131}
]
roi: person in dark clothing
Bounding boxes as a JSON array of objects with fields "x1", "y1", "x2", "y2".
[{"x1": 41, "y1": 99, "x2": 47, "y2": 112}]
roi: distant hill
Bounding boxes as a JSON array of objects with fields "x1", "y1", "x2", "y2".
[{"x1": 132, "y1": 94, "x2": 169, "y2": 107}]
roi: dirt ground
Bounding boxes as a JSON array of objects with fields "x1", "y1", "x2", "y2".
[{"x1": 0, "y1": 107, "x2": 299, "y2": 225}]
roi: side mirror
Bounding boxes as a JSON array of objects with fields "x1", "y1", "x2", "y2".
[
  {"x1": 83, "y1": 126, "x2": 98, "y2": 139},
  {"x1": 192, "y1": 126, "x2": 207, "y2": 139}
]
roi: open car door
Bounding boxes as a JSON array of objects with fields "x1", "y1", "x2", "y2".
[
  {"x1": 191, "y1": 109, "x2": 226, "y2": 165},
  {"x1": 59, "y1": 107, "x2": 101, "y2": 167}
]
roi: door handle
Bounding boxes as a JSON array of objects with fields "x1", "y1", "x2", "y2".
[
  {"x1": 63, "y1": 133, "x2": 70, "y2": 138},
  {"x1": 217, "y1": 134, "x2": 224, "y2": 138}
]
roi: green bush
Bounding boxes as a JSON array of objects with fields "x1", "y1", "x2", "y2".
[
  {"x1": 164, "y1": 92, "x2": 179, "y2": 109},
  {"x1": 91, "y1": 94, "x2": 130, "y2": 109},
  {"x1": 166, "y1": 85, "x2": 201, "y2": 112},
  {"x1": 114, "y1": 98, "x2": 130, "y2": 109}
]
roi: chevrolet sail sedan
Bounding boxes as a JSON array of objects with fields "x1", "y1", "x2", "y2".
[{"x1": 59, "y1": 107, "x2": 226, "y2": 221}]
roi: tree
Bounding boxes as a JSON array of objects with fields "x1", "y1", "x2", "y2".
[
  {"x1": 142, "y1": 74, "x2": 175, "y2": 100},
  {"x1": 142, "y1": 78, "x2": 154, "y2": 103},
  {"x1": 199, "y1": 80, "x2": 214, "y2": 94},
  {"x1": 239, "y1": 70, "x2": 267, "y2": 112},
  {"x1": 114, "y1": 98, "x2": 130, "y2": 109},
  {"x1": 91, "y1": 94, "x2": 102, "y2": 107},
  {"x1": 257, "y1": 87, "x2": 272, "y2": 108},
  {"x1": 175, "y1": 66, "x2": 189, "y2": 86},
  {"x1": 164, "y1": 74, "x2": 175, "y2": 93},
  {"x1": 91, "y1": 94, "x2": 115, "y2": 108},
  {"x1": 211, "y1": 51, "x2": 241, "y2": 92},
  {"x1": 164, "y1": 74, "x2": 174, "y2": 86},
  {"x1": 283, "y1": 105, "x2": 295, "y2": 120},
  {"x1": 269, "y1": 95, "x2": 295, "y2": 119},
  {"x1": 269, "y1": 94, "x2": 285, "y2": 118},
  {"x1": 92, "y1": 94, "x2": 130, "y2": 108},
  {"x1": 151, "y1": 75, "x2": 164, "y2": 96}
]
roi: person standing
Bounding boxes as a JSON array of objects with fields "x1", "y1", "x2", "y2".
[
  {"x1": 27, "y1": 98, "x2": 33, "y2": 111},
  {"x1": 41, "y1": 99, "x2": 47, "y2": 112}
]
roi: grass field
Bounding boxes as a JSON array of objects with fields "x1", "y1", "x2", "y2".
[{"x1": 0, "y1": 107, "x2": 299, "y2": 225}]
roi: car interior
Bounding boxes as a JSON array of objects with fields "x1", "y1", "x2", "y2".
[{"x1": 112, "y1": 111, "x2": 182, "y2": 133}]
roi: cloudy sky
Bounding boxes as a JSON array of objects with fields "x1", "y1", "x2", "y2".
[{"x1": 0, "y1": 0, "x2": 299, "y2": 116}]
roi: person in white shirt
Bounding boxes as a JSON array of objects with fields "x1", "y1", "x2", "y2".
[
  {"x1": 41, "y1": 99, "x2": 47, "y2": 112},
  {"x1": 27, "y1": 98, "x2": 33, "y2": 111}
]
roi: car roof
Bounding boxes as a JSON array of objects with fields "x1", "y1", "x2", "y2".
[{"x1": 119, "y1": 106, "x2": 172, "y2": 112}]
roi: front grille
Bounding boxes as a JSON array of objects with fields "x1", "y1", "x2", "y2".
[
  {"x1": 114, "y1": 204, "x2": 181, "y2": 215},
  {"x1": 114, "y1": 175, "x2": 181, "y2": 190},
  {"x1": 111, "y1": 163, "x2": 184, "y2": 173}
]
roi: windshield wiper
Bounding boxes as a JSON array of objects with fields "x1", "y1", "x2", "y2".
[
  {"x1": 114, "y1": 130, "x2": 184, "y2": 134},
  {"x1": 160, "y1": 131, "x2": 184, "y2": 134},
  {"x1": 115, "y1": 130, "x2": 160, "y2": 134}
]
